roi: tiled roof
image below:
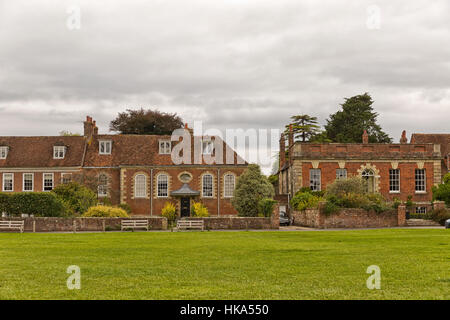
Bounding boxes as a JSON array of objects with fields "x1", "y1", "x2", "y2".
[
  {"x1": 0, "y1": 136, "x2": 85, "y2": 168},
  {"x1": 410, "y1": 134, "x2": 450, "y2": 156}
]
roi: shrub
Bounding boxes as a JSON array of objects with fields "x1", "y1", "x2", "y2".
[
  {"x1": 82, "y1": 205, "x2": 129, "y2": 217},
  {"x1": 324, "y1": 192, "x2": 390, "y2": 215},
  {"x1": 6, "y1": 192, "x2": 67, "y2": 217},
  {"x1": 432, "y1": 176, "x2": 450, "y2": 206},
  {"x1": 296, "y1": 187, "x2": 325, "y2": 198},
  {"x1": 118, "y1": 203, "x2": 132, "y2": 214},
  {"x1": 290, "y1": 192, "x2": 322, "y2": 211},
  {"x1": 51, "y1": 182, "x2": 97, "y2": 215},
  {"x1": 257, "y1": 198, "x2": 277, "y2": 217},
  {"x1": 191, "y1": 201, "x2": 209, "y2": 217},
  {"x1": 231, "y1": 164, "x2": 274, "y2": 217},
  {"x1": 392, "y1": 197, "x2": 402, "y2": 209},
  {"x1": 325, "y1": 176, "x2": 366, "y2": 197},
  {"x1": 162, "y1": 202, "x2": 177, "y2": 225},
  {"x1": 429, "y1": 209, "x2": 450, "y2": 226},
  {"x1": 0, "y1": 192, "x2": 11, "y2": 214}
]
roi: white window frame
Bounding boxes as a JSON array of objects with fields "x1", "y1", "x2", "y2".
[
  {"x1": 202, "y1": 174, "x2": 213, "y2": 198},
  {"x1": 0, "y1": 146, "x2": 8, "y2": 159},
  {"x1": 43, "y1": 173, "x2": 54, "y2": 191},
  {"x1": 98, "y1": 174, "x2": 108, "y2": 197},
  {"x1": 61, "y1": 173, "x2": 72, "y2": 184},
  {"x1": 134, "y1": 174, "x2": 147, "y2": 198},
  {"x1": 202, "y1": 139, "x2": 214, "y2": 155},
  {"x1": 159, "y1": 140, "x2": 171, "y2": 155},
  {"x1": 99, "y1": 140, "x2": 112, "y2": 155},
  {"x1": 157, "y1": 174, "x2": 168, "y2": 198},
  {"x1": 389, "y1": 169, "x2": 400, "y2": 193},
  {"x1": 310, "y1": 169, "x2": 321, "y2": 191},
  {"x1": 415, "y1": 206, "x2": 427, "y2": 214},
  {"x1": 2, "y1": 173, "x2": 13, "y2": 192},
  {"x1": 223, "y1": 174, "x2": 235, "y2": 198},
  {"x1": 415, "y1": 169, "x2": 426, "y2": 193},
  {"x1": 22, "y1": 173, "x2": 34, "y2": 192},
  {"x1": 336, "y1": 169, "x2": 347, "y2": 180},
  {"x1": 53, "y1": 146, "x2": 66, "y2": 159}
]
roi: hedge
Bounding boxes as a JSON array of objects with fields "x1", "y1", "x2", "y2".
[{"x1": 0, "y1": 192, "x2": 67, "y2": 217}]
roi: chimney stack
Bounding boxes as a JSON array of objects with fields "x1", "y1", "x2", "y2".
[
  {"x1": 84, "y1": 116, "x2": 98, "y2": 137},
  {"x1": 362, "y1": 130, "x2": 369, "y2": 144},
  {"x1": 400, "y1": 130, "x2": 408, "y2": 144}
]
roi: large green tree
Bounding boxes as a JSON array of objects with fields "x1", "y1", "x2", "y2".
[
  {"x1": 285, "y1": 114, "x2": 321, "y2": 142},
  {"x1": 324, "y1": 93, "x2": 392, "y2": 143},
  {"x1": 231, "y1": 164, "x2": 274, "y2": 217},
  {"x1": 110, "y1": 108, "x2": 184, "y2": 135}
]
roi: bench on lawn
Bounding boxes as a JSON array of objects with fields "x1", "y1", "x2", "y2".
[
  {"x1": 121, "y1": 219, "x2": 149, "y2": 231},
  {"x1": 0, "y1": 220, "x2": 24, "y2": 233},
  {"x1": 177, "y1": 219, "x2": 204, "y2": 231}
]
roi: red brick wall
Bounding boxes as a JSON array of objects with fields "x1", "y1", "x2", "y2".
[
  {"x1": 292, "y1": 207, "x2": 399, "y2": 229},
  {"x1": 301, "y1": 161, "x2": 434, "y2": 202},
  {"x1": 122, "y1": 167, "x2": 246, "y2": 217}
]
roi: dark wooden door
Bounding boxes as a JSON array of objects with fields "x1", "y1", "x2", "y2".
[{"x1": 180, "y1": 197, "x2": 190, "y2": 217}]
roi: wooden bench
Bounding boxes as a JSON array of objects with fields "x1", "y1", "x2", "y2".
[
  {"x1": 121, "y1": 219, "x2": 149, "y2": 231},
  {"x1": 0, "y1": 220, "x2": 24, "y2": 233},
  {"x1": 177, "y1": 219, "x2": 204, "y2": 231}
]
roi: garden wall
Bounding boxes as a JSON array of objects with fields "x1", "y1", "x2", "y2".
[
  {"x1": 184, "y1": 217, "x2": 278, "y2": 230},
  {"x1": 0, "y1": 217, "x2": 167, "y2": 232},
  {"x1": 292, "y1": 205, "x2": 405, "y2": 229}
]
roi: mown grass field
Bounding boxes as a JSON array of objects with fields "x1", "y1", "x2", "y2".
[{"x1": 0, "y1": 229, "x2": 448, "y2": 300}]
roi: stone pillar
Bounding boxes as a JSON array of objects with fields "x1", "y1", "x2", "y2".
[
  {"x1": 433, "y1": 201, "x2": 446, "y2": 211},
  {"x1": 279, "y1": 134, "x2": 286, "y2": 170},
  {"x1": 362, "y1": 130, "x2": 369, "y2": 144},
  {"x1": 271, "y1": 202, "x2": 280, "y2": 229},
  {"x1": 397, "y1": 205, "x2": 406, "y2": 226}
]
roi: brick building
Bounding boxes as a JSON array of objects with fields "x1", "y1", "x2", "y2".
[
  {"x1": 0, "y1": 116, "x2": 247, "y2": 216},
  {"x1": 279, "y1": 128, "x2": 449, "y2": 214}
]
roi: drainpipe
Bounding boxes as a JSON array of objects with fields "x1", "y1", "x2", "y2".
[
  {"x1": 150, "y1": 168, "x2": 153, "y2": 216},
  {"x1": 217, "y1": 168, "x2": 220, "y2": 216}
]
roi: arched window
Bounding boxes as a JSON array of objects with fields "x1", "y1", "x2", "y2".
[
  {"x1": 98, "y1": 174, "x2": 108, "y2": 197},
  {"x1": 157, "y1": 174, "x2": 168, "y2": 197},
  {"x1": 362, "y1": 169, "x2": 375, "y2": 193},
  {"x1": 134, "y1": 174, "x2": 147, "y2": 198},
  {"x1": 202, "y1": 174, "x2": 213, "y2": 197},
  {"x1": 223, "y1": 174, "x2": 235, "y2": 198}
]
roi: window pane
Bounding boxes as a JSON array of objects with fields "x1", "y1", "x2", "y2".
[
  {"x1": 202, "y1": 174, "x2": 213, "y2": 197},
  {"x1": 310, "y1": 169, "x2": 321, "y2": 191},
  {"x1": 98, "y1": 174, "x2": 108, "y2": 196},
  {"x1": 3, "y1": 173, "x2": 13, "y2": 191},
  {"x1": 135, "y1": 175, "x2": 147, "y2": 198},
  {"x1": 157, "y1": 174, "x2": 168, "y2": 197},
  {"x1": 43, "y1": 173, "x2": 53, "y2": 191},
  {"x1": 336, "y1": 169, "x2": 347, "y2": 180},
  {"x1": 224, "y1": 174, "x2": 235, "y2": 197},
  {"x1": 415, "y1": 169, "x2": 426, "y2": 192},
  {"x1": 389, "y1": 169, "x2": 400, "y2": 192},
  {"x1": 23, "y1": 173, "x2": 33, "y2": 191}
]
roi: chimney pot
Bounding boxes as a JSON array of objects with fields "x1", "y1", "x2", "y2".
[
  {"x1": 400, "y1": 130, "x2": 408, "y2": 144},
  {"x1": 362, "y1": 130, "x2": 369, "y2": 144}
]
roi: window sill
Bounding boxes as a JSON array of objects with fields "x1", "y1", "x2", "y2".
[
  {"x1": 415, "y1": 192, "x2": 427, "y2": 194},
  {"x1": 389, "y1": 191, "x2": 400, "y2": 194}
]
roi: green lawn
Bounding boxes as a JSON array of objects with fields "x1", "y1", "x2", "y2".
[{"x1": 0, "y1": 229, "x2": 448, "y2": 300}]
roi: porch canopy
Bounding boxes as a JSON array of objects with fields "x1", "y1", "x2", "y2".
[{"x1": 170, "y1": 183, "x2": 200, "y2": 197}]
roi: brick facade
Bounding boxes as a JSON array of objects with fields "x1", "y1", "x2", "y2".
[
  {"x1": 279, "y1": 129, "x2": 449, "y2": 213},
  {"x1": 0, "y1": 116, "x2": 247, "y2": 217}
]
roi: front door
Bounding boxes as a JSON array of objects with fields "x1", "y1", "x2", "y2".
[{"x1": 180, "y1": 197, "x2": 190, "y2": 217}]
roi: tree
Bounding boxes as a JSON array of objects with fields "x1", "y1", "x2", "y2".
[
  {"x1": 285, "y1": 114, "x2": 321, "y2": 142},
  {"x1": 432, "y1": 173, "x2": 450, "y2": 206},
  {"x1": 324, "y1": 93, "x2": 392, "y2": 143},
  {"x1": 231, "y1": 164, "x2": 274, "y2": 217},
  {"x1": 110, "y1": 108, "x2": 184, "y2": 135},
  {"x1": 51, "y1": 182, "x2": 97, "y2": 215}
]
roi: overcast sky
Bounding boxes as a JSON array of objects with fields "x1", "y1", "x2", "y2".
[{"x1": 1, "y1": 0, "x2": 449, "y2": 172}]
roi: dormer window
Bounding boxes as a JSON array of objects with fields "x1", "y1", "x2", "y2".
[
  {"x1": 53, "y1": 146, "x2": 66, "y2": 159},
  {"x1": 99, "y1": 140, "x2": 112, "y2": 155},
  {"x1": 0, "y1": 146, "x2": 8, "y2": 159},
  {"x1": 202, "y1": 139, "x2": 214, "y2": 155},
  {"x1": 159, "y1": 140, "x2": 171, "y2": 154}
]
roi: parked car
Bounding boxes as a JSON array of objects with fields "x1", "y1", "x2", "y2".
[
  {"x1": 279, "y1": 211, "x2": 291, "y2": 226},
  {"x1": 445, "y1": 219, "x2": 450, "y2": 229}
]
